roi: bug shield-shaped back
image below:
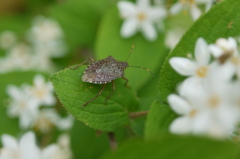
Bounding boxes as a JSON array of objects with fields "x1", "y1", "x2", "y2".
[{"x1": 82, "y1": 56, "x2": 129, "y2": 84}]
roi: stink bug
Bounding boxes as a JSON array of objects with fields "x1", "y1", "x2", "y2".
[{"x1": 70, "y1": 46, "x2": 153, "y2": 107}]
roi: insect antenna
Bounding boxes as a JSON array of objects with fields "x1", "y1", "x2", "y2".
[
  {"x1": 128, "y1": 65, "x2": 154, "y2": 76},
  {"x1": 125, "y1": 44, "x2": 135, "y2": 62}
]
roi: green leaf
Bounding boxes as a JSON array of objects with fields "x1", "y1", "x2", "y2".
[
  {"x1": 144, "y1": 101, "x2": 177, "y2": 139},
  {"x1": 0, "y1": 71, "x2": 39, "y2": 136},
  {"x1": 49, "y1": 66, "x2": 139, "y2": 132},
  {"x1": 159, "y1": 0, "x2": 240, "y2": 102},
  {"x1": 48, "y1": 0, "x2": 114, "y2": 48},
  {"x1": 71, "y1": 121, "x2": 109, "y2": 159},
  {"x1": 103, "y1": 134, "x2": 240, "y2": 159},
  {"x1": 95, "y1": 7, "x2": 168, "y2": 90}
]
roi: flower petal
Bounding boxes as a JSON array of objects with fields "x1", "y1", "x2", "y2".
[
  {"x1": 1, "y1": 134, "x2": 18, "y2": 150},
  {"x1": 168, "y1": 94, "x2": 191, "y2": 115},
  {"x1": 56, "y1": 115, "x2": 74, "y2": 130},
  {"x1": 169, "y1": 3, "x2": 183, "y2": 15},
  {"x1": 6, "y1": 85, "x2": 21, "y2": 99},
  {"x1": 228, "y1": 37, "x2": 238, "y2": 50},
  {"x1": 19, "y1": 131, "x2": 41, "y2": 159},
  {"x1": 148, "y1": 7, "x2": 166, "y2": 20},
  {"x1": 42, "y1": 144, "x2": 59, "y2": 159},
  {"x1": 194, "y1": 38, "x2": 210, "y2": 66},
  {"x1": 120, "y1": 18, "x2": 138, "y2": 38},
  {"x1": 169, "y1": 57, "x2": 197, "y2": 76},
  {"x1": 34, "y1": 74, "x2": 45, "y2": 87},
  {"x1": 178, "y1": 76, "x2": 205, "y2": 100},
  {"x1": 209, "y1": 44, "x2": 223, "y2": 58},
  {"x1": 170, "y1": 116, "x2": 191, "y2": 134},
  {"x1": 190, "y1": 6, "x2": 201, "y2": 20},
  {"x1": 141, "y1": 21, "x2": 157, "y2": 41},
  {"x1": 137, "y1": 0, "x2": 150, "y2": 8},
  {"x1": 117, "y1": 1, "x2": 137, "y2": 18}
]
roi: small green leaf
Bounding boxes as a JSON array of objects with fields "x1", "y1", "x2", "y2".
[
  {"x1": 50, "y1": 66, "x2": 139, "y2": 132},
  {"x1": 159, "y1": 0, "x2": 240, "y2": 102},
  {"x1": 144, "y1": 101, "x2": 177, "y2": 139},
  {"x1": 103, "y1": 134, "x2": 240, "y2": 159},
  {"x1": 95, "y1": 7, "x2": 168, "y2": 90}
]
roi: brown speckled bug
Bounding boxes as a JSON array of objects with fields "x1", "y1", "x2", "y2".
[{"x1": 70, "y1": 47, "x2": 153, "y2": 107}]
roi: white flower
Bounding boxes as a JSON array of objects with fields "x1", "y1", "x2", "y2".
[
  {"x1": 41, "y1": 134, "x2": 72, "y2": 159},
  {"x1": 31, "y1": 109, "x2": 74, "y2": 133},
  {"x1": 0, "y1": 131, "x2": 41, "y2": 159},
  {"x1": 209, "y1": 37, "x2": 240, "y2": 78},
  {"x1": 117, "y1": 0, "x2": 166, "y2": 41},
  {"x1": 5, "y1": 43, "x2": 33, "y2": 71},
  {"x1": 0, "y1": 30, "x2": 17, "y2": 49},
  {"x1": 168, "y1": 94, "x2": 203, "y2": 134},
  {"x1": 169, "y1": 38, "x2": 211, "y2": 95},
  {"x1": 27, "y1": 74, "x2": 56, "y2": 106},
  {"x1": 28, "y1": 16, "x2": 63, "y2": 44},
  {"x1": 203, "y1": 0, "x2": 215, "y2": 11},
  {"x1": 33, "y1": 41, "x2": 67, "y2": 58},
  {"x1": 169, "y1": 0, "x2": 211, "y2": 20},
  {"x1": 169, "y1": 79, "x2": 239, "y2": 137},
  {"x1": 165, "y1": 28, "x2": 185, "y2": 49},
  {"x1": 6, "y1": 84, "x2": 39, "y2": 129}
]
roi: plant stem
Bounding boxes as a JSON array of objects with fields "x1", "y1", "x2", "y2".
[
  {"x1": 107, "y1": 132, "x2": 117, "y2": 151},
  {"x1": 129, "y1": 111, "x2": 149, "y2": 119}
]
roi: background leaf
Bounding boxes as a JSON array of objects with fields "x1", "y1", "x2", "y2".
[
  {"x1": 95, "y1": 7, "x2": 168, "y2": 90},
  {"x1": 49, "y1": 0, "x2": 115, "y2": 48},
  {"x1": 50, "y1": 65, "x2": 139, "y2": 132},
  {"x1": 144, "y1": 101, "x2": 177, "y2": 139},
  {"x1": 102, "y1": 134, "x2": 240, "y2": 159},
  {"x1": 159, "y1": 0, "x2": 240, "y2": 102}
]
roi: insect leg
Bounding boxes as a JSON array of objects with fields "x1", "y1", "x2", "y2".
[
  {"x1": 105, "y1": 81, "x2": 115, "y2": 105},
  {"x1": 121, "y1": 76, "x2": 130, "y2": 88},
  {"x1": 82, "y1": 84, "x2": 106, "y2": 107},
  {"x1": 69, "y1": 58, "x2": 95, "y2": 70}
]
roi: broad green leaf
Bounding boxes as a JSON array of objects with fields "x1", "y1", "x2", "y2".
[
  {"x1": 144, "y1": 101, "x2": 177, "y2": 139},
  {"x1": 48, "y1": 0, "x2": 114, "y2": 48},
  {"x1": 50, "y1": 66, "x2": 139, "y2": 132},
  {"x1": 103, "y1": 134, "x2": 240, "y2": 159},
  {"x1": 159, "y1": 0, "x2": 240, "y2": 102},
  {"x1": 0, "y1": 71, "x2": 39, "y2": 136},
  {"x1": 95, "y1": 7, "x2": 168, "y2": 90}
]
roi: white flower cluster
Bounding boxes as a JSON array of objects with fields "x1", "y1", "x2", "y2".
[
  {"x1": 168, "y1": 37, "x2": 240, "y2": 138},
  {"x1": 117, "y1": 0, "x2": 167, "y2": 41},
  {"x1": 169, "y1": 0, "x2": 215, "y2": 20},
  {"x1": 6, "y1": 74, "x2": 73, "y2": 133},
  {"x1": 0, "y1": 16, "x2": 67, "y2": 74},
  {"x1": 0, "y1": 131, "x2": 72, "y2": 159},
  {"x1": 117, "y1": 0, "x2": 216, "y2": 42}
]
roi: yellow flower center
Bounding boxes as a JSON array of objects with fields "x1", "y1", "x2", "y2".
[
  {"x1": 231, "y1": 56, "x2": 240, "y2": 66},
  {"x1": 189, "y1": 109, "x2": 197, "y2": 117},
  {"x1": 34, "y1": 117, "x2": 54, "y2": 133},
  {"x1": 208, "y1": 95, "x2": 220, "y2": 108},
  {"x1": 137, "y1": 12, "x2": 146, "y2": 22},
  {"x1": 196, "y1": 66, "x2": 208, "y2": 78},
  {"x1": 179, "y1": 0, "x2": 195, "y2": 5},
  {"x1": 19, "y1": 101, "x2": 26, "y2": 109},
  {"x1": 33, "y1": 86, "x2": 47, "y2": 99}
]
